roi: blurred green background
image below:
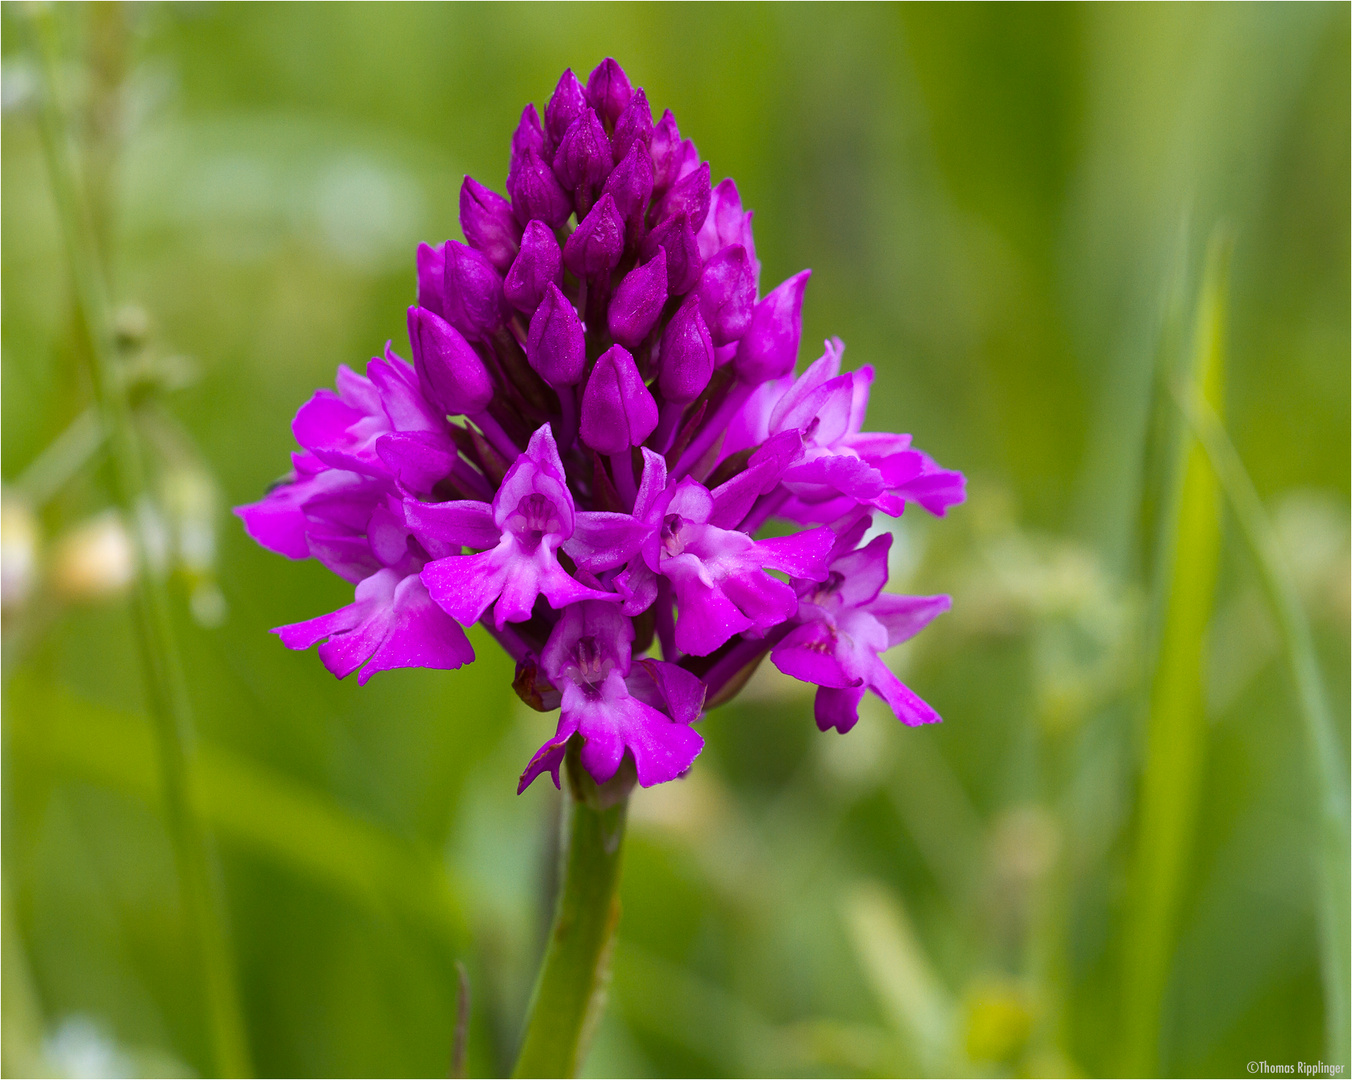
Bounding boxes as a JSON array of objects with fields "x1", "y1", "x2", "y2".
[{"x1": 2, "y1": 3, "x2": 1348, "y2": 1077}]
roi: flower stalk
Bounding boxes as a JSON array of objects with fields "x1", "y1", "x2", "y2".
[
  {"x1": 513, "y1": 741, "x2": 629, "y2": 1078},
  {"x1": 26, "y1": 9, "x2": 251, "y2": 1076}
]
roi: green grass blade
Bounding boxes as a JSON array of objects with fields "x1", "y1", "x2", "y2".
[
  {"x1": 1120, "y1": 231, "x2": 1231, "y2": 1076},
  {"x1": 1175, "y1": 389, "x2": 1350, "y2": 1068}
]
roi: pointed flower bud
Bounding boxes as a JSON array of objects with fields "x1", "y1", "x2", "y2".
[
  {"x1": 611, "y1": 87, "x2": 653, "y2": 164},
  {"x1": 601, "y1": 140, "x2": 654, "y2": 232},
  {"x1": 580, "y1": 344, "x2": 658, "y2": 454},
  {"x1": 504, "y1": 220, "x2": 563, "y2": 314},
  {"x1": 650, "y1": 109, "x2": 681, "y2": 186},
  {"x1": 563, "y1": 193, "x2": 625, "y2": 279},
  {"x1": 441, "y1": 241, "x2": 504, "y2": 340},
  {"x1": 641, "y1": 214, "x2": 702, "y2": 296},
  {"x1": 407, "y1": 306, "x2": 493, "y2": 417},
  {"x1": 416, "y1": 242, "x2": 445, "y2": 318},
  {"x1": 553, "y1": 109, "x2": 612, "y2": 209},
  {"x1": 657, "y1": 161, "x2": 711, "y2": 232},
  {"x1": 509, "y1": 104, "x2": 545, "y2": 176},
  {"x1": 459, "y1": 177, "x2": 522, "y2": 272},
  {"x1": 658, "y1": 294, "x2": 715, "y2": 402},
  {"x1": 696, "y1": 244, "x2": 756, "y2": 346},
  {"x1": 544, "y1": 68, "x2": 588, "y2": 151},
  {"x1": 507, "y1": 148, "x2": 572, "y2": 228},
  {"x1": 697, "y1": 178, "x2": 756, "y2": 265},
  {"x1": 734, "y1": 270, "x2": 811, "y2": 384},
  {"x1": 527, "y1": 283, "x2": 586, "y2": 387},
  {"x1": 608, "y1": 248, "x2": 668, "y2": 350},
  {"x1": 586, "y1": 58, "x2": 633, "y2": 130}
]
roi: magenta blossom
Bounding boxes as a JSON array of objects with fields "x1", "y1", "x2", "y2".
[{"x1": 238, "y1": 58, "x2": 963, "y2": 792}]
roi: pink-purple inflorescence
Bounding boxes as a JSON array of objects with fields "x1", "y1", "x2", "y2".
[{"x1": 237, "y1": 59, "x2": 966, "y2": 794}]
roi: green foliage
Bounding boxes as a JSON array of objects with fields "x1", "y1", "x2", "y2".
[{"x1": 2, "y1": 3, "x2": 1347, "y2": 1077}]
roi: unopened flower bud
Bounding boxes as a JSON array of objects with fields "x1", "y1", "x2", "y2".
[
  {"x1": 407, "y1": 306, "x2": 494, "y2": 416},
  {"x1": 416, "y1": 242, "x2": 446, "y2": 318},
  {"x1": 602, "y1": 141, "x2": 654, "y2": 232},
  {"x1": 698, "y1": 178, "x2": 756, "y2": 263},
  {"x1": 460, "y1": 176, "x2": 522, "y2": 271},
  {"x1": 735, "y1": 270, "x2": 810, "y2": 384},
  {"x1": 658, "y1": 294, "x2": 715, "y2": 402},
  {"x1": 563, "y1": 193, "x2": 625, "y2": 279},
  {"x1": 657, "y1": 161, "x2": 711, "y2": 232},
  {"x1": 586, "y1": 58, "x2": 633, "y2": 130},
  {"x1": 507, "y1": 148, "x2": 572, "y2": 228},
  {"x1": 650, "y1": 110, "x2": 697, "y2": 193},
  {"x1": 612, "y1": 87, "x2": 653, "y2": 164},
  {"x1": 441, "y1": 241, "x2": 504, "y2": 340},
  {"x1": 527, "y1": 283, "x2": 586, "y2": 387},
  {"x1": 553, "y1": 109, "x2": 612, "y2": 211},
  {"x1": 608, "y1": 248, "x2": 668, "y2": 349},
  {"x1": 580, "y1": 344, "x2": 658, "y2": 453},
  {"x1": 504, "y1": 220, "x2": 563, "y2": 314},
  {"x1": 696, "y1": 244, "x2": 756, "y2": 346},
  {"x1": 544, "y1": 68, "x2": 589, "y2": 152},
  {"x1": 510, "y1": 104, "x2": 545, "y2": 173},
  {"x1": 642, "y1": 214, "x2": 702, "y2": 295}
]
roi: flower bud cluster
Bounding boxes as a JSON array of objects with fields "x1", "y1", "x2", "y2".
[{"x1": 238, "y1": 59, "x2": 966, "y2": 793}]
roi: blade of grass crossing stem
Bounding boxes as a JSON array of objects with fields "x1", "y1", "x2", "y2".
[
  {"x1": 1176, "y1": 390, "x2": 1351, "y2": 1067},
  {"x1": 1120, "y1": 232, "x2": 1231, "y2": 1077},
  {"x1": 25, "y1": 10, "x2": 251, "y2": 1075}
]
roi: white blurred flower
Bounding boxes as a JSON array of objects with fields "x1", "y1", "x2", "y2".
[
  {"x1": 51, "y1": 511, "x2": 135, "y2": 600},
  {"x1": 2, "y1": 496, "x2": 40, "y2": 611}
]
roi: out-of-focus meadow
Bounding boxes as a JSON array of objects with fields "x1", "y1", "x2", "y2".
[{"x1": 2, "y1": 4, "x2": 1348, "y2": 1077}]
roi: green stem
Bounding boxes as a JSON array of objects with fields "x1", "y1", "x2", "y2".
[
  {"x1": 513, "y1": 744, "x2": 629, "y2": 1078},
  {"x1": 1176, "y1": 388, "x2": 1351, "y2": 1068},
  {"x1": 25, "y1": 10, "x2": 251, "y2": 1076}
]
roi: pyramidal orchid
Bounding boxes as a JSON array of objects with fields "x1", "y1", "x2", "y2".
[{"x1": 236, "y1": 58, "x2": 964, "y2": 1076}]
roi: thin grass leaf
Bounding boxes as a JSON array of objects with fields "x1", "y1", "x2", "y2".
[
  {"x1": 842, "y1": 881, "x2": 957, "y2": 1076},
  {"x1": 1175, "y1": 388, "x2": 1350, "y2": 1068},
  {"x1": 1120, "y1": 230, "x2": 1231, "y2": 1076}
]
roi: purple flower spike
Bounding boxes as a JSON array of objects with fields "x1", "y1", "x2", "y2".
[
  {"x1": 586, "y1": 58, "x2": 633, "y2": 130},
  {"x1": 602, "y1": 141, "x2": 655, "y2": 234},
  {"x1": 553, "y1": 109, "x2": 612, "y2": 212},
  {"x1": 734, "y1": 270, "x2": 811, "y2": 384},
  {"x1": 658, "y1": 295, "x2": 715, "y2": 403},
  {"x1": 657, "y1": 161, "x2": 711, "y2": 232},
  {"x1": 608, "y1": 249, "x2": 668, "y2": 350},
  {"x1": 544, "y1": 68, "x2": 589, "y2": 151},
  {"x1": 563, "y1": 193, "x2": 625, "y2": 280},
  {"x1": 527, "y1": 283, "x2": 587, "y2": 388},
  {"x1": 612, "y1": 88, "x2": 653, "y2": 165},
  {"x1": 407, "y1": 305, "x2": 494, "y2": 418},
  {"x1": 441, "y1": 241, "x2": 504, "y2": 341},
  {"x1": 641, "y1": 215, "x2": 702, "y2": 295},
  {"x1": 504, "y1": 220, "x2": 563, "y2": 314},
  {"x1": 241, "y1": 58, "x2": 964, "y2": 794},
  {"x1": 696, "y1": 244, "x2": 756, "y2": 346},
  {"x1": 507, "y1": 148, "x2": 572, "y2": 228},
  {"x1": 580, "y1": 345, "x2": 658, "y2": 454},
  {"x1": 459, "y1": 177, "x2": 522, "y2": 272}
]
